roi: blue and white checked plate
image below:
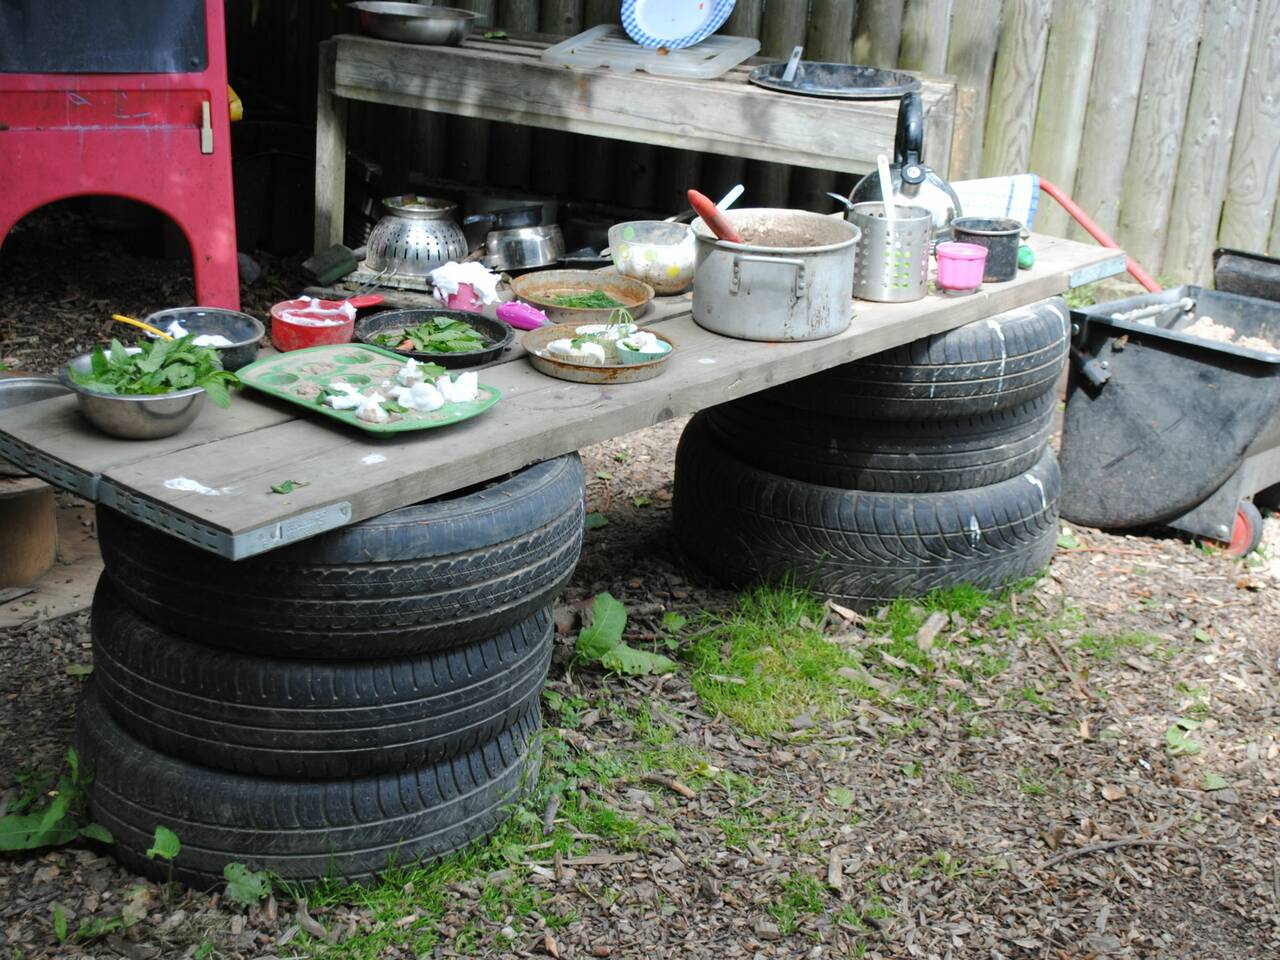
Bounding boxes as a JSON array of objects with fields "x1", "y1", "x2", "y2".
[{"x1": 621, "y1": 0, "x2": 736, "y2": 50}]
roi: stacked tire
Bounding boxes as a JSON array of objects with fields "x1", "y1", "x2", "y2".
[
  {"x1": 674, "y1": 298, "x2": 1069, "y2": 610},
  {"x1": 78, "y1": 455, "x2": 585, "y2": 888}
]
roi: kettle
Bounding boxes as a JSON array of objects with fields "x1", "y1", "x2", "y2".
[{"x1": 839, "y1": 92, "x2": 962, "y2": 238}]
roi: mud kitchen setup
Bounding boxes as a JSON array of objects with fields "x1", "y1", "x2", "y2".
[{"x1": 2, "y1": 9, "x2": 1151, "y2": 889}]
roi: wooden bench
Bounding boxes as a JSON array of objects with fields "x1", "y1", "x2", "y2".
[{"x1": 314, "y1": 32, "x2": 958, "y2": 251}]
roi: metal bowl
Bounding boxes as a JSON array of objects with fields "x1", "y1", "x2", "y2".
[
  {"x1": 510, "y1": 270, "x2": 654, "y2": 324},
  {"x1": 143, "y1": 307, "x2": 265, "y2": 371},
  {"x1": 350, "y1": 2, "x2": 479, "y2": 45},
  {"x1": 484, "y1": 224, "x2": 565, "y2": 272},
  {"x1": 355, "y1": 309, "x2": 514, "y2": 368},
  {"x1": 0, "y1": 376, "x2": 71, "y2": 409},
  {"x1": 522, "y1": 324, "x2": 674, "y2": 384},
  {"x1": 60, "y1": 350, "x2": 207, "y2": 440}
]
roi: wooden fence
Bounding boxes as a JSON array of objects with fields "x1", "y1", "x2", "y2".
[{"x1": 227, "y1": 0, "x2": 1280, "y2": 282}]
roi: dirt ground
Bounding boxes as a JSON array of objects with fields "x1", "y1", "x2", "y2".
[{"x1": 1, "y1": 215, "x2": 1278, "y2": 960}]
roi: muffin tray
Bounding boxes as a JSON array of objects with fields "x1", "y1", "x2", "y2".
[{"x1": 237, "y1": 344, "x2": 500, "y2": 434}]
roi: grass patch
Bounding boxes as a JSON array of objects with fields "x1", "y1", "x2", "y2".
[
  {"x1": 767, "y1": 872, "x2": 828, "y2": 934},
  {"x1": 1077, "y1": 630, "x2": 1167, "y2": 661},
  {"x1": 682, "y1": 580, "x2": 1072, "y2": 738}
]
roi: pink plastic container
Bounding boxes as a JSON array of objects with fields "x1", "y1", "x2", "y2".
[
  {"x1": 935, "y1": 242, "x2": 988, "y2": 292},
  {"x1": 446, "y1": 282, "x2": 484, "y2": 313},
  {"x1": 268, "y1": 294, "x2": 383, "y2": 352}
]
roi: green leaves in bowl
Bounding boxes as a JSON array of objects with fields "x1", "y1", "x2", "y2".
[
  {"x1": 70, "y1": 338, "x2": 241, "y2": 408},
  {"x1": 374, "y1": 316, "x2": 491, "y2": 354}
]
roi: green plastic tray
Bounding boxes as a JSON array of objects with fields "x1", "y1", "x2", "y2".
[{"x1": 237, "y1": 344, "x2": 501, "y2": 434}]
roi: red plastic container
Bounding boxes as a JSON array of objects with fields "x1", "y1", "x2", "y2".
[
  {"x1": 268, "y1": 295, "x2": 382, "y2": 352},
  {"x1": 935, "y1": 242, "x2": 988, "y2": 292}
]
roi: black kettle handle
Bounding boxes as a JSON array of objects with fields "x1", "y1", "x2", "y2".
[{"x1": 894, "y1": 92, "x2": 926, "y2": 185}]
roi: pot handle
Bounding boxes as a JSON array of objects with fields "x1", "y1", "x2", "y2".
[{"x1": 731, "y1": 254, "x2": 807, "y2": 300}]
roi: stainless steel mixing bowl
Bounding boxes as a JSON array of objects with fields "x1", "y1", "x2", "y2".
[
  {"x1": 60, "y1": 351, "x2": 207, "y2": 440},
  {"x1": 350, "y1": 3, "x2": 479, "y2": 45}
]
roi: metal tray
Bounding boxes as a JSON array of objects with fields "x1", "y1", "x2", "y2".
[
  {"x1": 748, "y1": 62, "x2": 921, "y2": 99},
  {"x1": 522, "y1": 324, "x2": 674, "y2": 384},
  {"x1": 237, "y1": 344, "x2": 499, "y2": 435}
]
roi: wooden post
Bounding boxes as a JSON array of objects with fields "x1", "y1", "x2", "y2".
[
  {"x1": 1028, "y1": 0, "x2": 1101, "y2": 236},
  {"x1": 853, "y1": 0, "x2": 906, "y2": 69},
  {"x1": 533, "y1": 1, "x2": 584, "y2": 200},
  {"x1": 1116, "y1": 0, "x2": 1206, "y2": 277},
  {"x1": 489, "y1": 0, "x2": 540, "y2": 194},
  {"x1": 755, "y1": 0, "x2": 807, "y2": 209},
  {"x1": 0, "y1": 481, "x2": 57, "y2": 588},
  {"x1": 794, "y1": 0, "x2": 858, "y2": 209},
  {"x1": 1069, "y1": 0, "x2": 1153, "y2": 242},
  {"x1": 313, "y1": 40, "x2": 348, "y2": 253},
  {"x1": 1164, "y1": 0, "x2": 1258, "y2": 282},
  {"x1": 447, "y1": 0, "x2": 496, "y2": 189},
  {"x1": 1218, "y1": 0, "x2": 1280, "y2": 255},
  {"x1": 980, "y1": 0, "x2": 1052, "y2": 178},
  {"x1": 703, "y1": 0, "x2": 765, "y2": 204},
  {"x1": 944, "y1": 0, "x2": 1004, "y2": 180},
  {"x1": 899, "y1": 0, "x2": 954, "y2": 75},
  {"x1": 578, "y1": 0, "x2": 618, "y2": 205}
]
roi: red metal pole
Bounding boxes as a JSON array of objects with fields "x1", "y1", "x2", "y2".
[{"x1": 1037, "y1": 178, "x2": 1161, "y2": 293}]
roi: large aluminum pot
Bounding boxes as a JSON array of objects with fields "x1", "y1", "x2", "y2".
[{"x1": 691, "y1": 209, "x2": 859, "y2": 341}]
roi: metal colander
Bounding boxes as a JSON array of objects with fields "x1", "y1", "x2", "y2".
[
  {"x1": 361, "y1": 195, "x2": 468, "y2": 279},
  {"x1": 848, "y1": 201, "x2": 932, "y2": 303}
]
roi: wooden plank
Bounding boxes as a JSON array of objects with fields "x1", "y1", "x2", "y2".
[
  {"x1": 944, "y1": 0, "x2": 1004, "y2": 179},
  {"x1": 1162, "y1": 0, "x2": 1257, "y2": 283},
  {"x1": 84, "y1": 236, "x2": 1121, "y2": 556},
  {"x1": 1069, "y1": 0, "x2": 1153, "y2": 242},
  {"x1": 899, "y1": 0, "x2": 954, "y2": 75},
  {"x1": 1218, "y1": 0, "x2": 1280, "y2": 255},
  {"x1": 853, "y1": 0, "x2": 906, "y2": 69},
  {"x1": 313, "y1": 40, "x2": 349, "y2": 252},
  {"x1": 980, "y1": 0, "x2": 1052, "y2": 178},
  {"x1": 329, "y1": 35, "x2": 955, "y2": 176},
  {"x1": 792, "y1": 0, "x2": 859, "y2": 208},
  {"x1": 540, "y1": 0, "x2": 582, "y2": 35},
  {"x1": 1028, "y1": 0, "x2": 1101, "y2": 236},
  {"x1": 1116, "y1": 0, "x2": 1205, "y2": 276},
  {"x1": 754, "y1": 0, "x2": 808, "y2": 208}
]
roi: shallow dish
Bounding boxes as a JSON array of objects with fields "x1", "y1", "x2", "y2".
[
  {"x1": 60, "y1": 350, "x2": 207, "y2": 440},
  {"x1": 355, "y1": 310, "x2": 513, "y2": 368},
  {"x1": 350, "y1": 2, "x2": 479, "y2": 45},
  {"x1": 621, "y1": 0, "x2": 735, "y2": 49},
  {"x1": 522, "y1": 323, "x2": 674, "y2": 384},
  {"x1": 510, "y1": 270, "x2": 654, "y2": 324}
]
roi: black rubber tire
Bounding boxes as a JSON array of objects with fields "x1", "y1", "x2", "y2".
[
  {"x1": 90, "y1": 576, "x2": 552, "y2": 779},
  {"x1": 96, "y1": 455, "x2": 584, "y2": 659},
  {"x1": 704, "y1": 389, "x2": 1055, "y2": 492},
  {"x1": 674, "y1": 413, "x2": 1060, "y2": 610},
  {"x1": 78, "y1": 687, "x2": 541, "y2": 888},
  {"x1": 773, "y1": 297, "x2": 1070, "y2": 419}
]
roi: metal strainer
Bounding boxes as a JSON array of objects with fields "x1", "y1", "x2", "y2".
[
  {"x1": 362, "y1": 195, "x2": 468, "y2": 279},
  {"x1": 847, "y1": 201, "x2": 932, "y2": 302}
]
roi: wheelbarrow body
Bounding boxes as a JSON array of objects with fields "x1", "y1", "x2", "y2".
[{"x1": 1059, "y1": 267, "x2": 1280, "y2": 546}]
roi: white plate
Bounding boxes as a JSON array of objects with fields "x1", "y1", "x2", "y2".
[{"x1": 621, "y1": 0, "x2": 736, "y2": 50}]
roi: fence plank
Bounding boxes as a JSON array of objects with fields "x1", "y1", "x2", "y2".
[
  {"x1": 1116, "y1": 0, "x2": 1205, "y2": 276},
  {"x1": 854, "y1": 0, "x2": 906, "y2": 69},
  {"x1": 1028, "y1": 0, "x2": 1101, "y2": 235},
  {"x1": 899, "y1": 0, "x2": 954, "y2": 74},
  {"x1": 944, "y1": 0, "x2": 1004, "y2": 179},
  {"x1": 794, "y1": 0, "x2": 858, "y2": 209},
  {"x1": 446, "y1": 0, "x2": 496, "y2": 190},
  {"x1": 1218, "y1": 0, "x2": 1280, "y2": 255},
  {"x1": 980, "y1": 0, "x2": 1052, "y2": 177},
  {"x1": 1163, "y1": 0, "x2": 1257, "y2": 282},
  {"x1": 540, "y1": 0, "x2": 582, "y2": 35},
  {"x1": 1069, "y1": 0, "x2": 1153, "y2": 241},
  {"x1": 488, "y1": 1, "x2": 542, "y2": 194},
  {"x1": 754, "y1": 0, "x2": 808, "y2": 208},
  {"x1": 703, "y1": 0, "x2": 766, "y2": 202}
]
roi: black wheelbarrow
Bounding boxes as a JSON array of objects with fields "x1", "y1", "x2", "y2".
[{"x1": 1058, "y1": 249, "x2": 1280, "y2": 555}]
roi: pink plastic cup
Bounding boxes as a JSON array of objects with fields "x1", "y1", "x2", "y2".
[
  {"x1": 935, "y1": 242, "x2": 988, "y2": 292},
  {"x1": 446, "y1": 281, "x2": 484, "y2": 313}
]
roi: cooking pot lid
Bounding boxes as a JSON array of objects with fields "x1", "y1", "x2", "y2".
[{"x1": 748, "y1": 62, "x2": 921, "y2": 99}]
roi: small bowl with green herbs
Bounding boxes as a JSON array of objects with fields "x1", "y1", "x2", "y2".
[
  {"x1": 509, "y1": 269, "x2": 654, "y2": 325},
  {"x1": 355, "y1": 309, "x2": 513, "y2": 368},
  {"x1": 61, "y1": 337, "x2": 240, "y2": 440}
]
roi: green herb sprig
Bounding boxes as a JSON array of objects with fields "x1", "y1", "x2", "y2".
[
  {"x1": 70, "y1": 338, "x2": 240, "y2": 408},
  {"x1": 374, "y1": 316, "x2": 489, "y2": 354},
  {"x1": 551, "y1": 289, "x2": 623, "y2": 309}
]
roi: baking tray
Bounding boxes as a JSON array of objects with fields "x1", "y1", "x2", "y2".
[
  {"x1": 522, "y1": 323, "x2": 674, "y2": 384},
  {"x1": 237, "y1": 344, "x2": 500, "y2": 434}
]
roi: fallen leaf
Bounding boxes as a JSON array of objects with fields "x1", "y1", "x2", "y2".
[
  {"x1": 1201, "y1": 772, "x2": 1229, "y2": 791},
  {"x1": 1101, "y1": 784, "x2": 1125, "y2": 801}
]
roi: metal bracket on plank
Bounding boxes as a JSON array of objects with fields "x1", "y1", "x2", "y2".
[
  {"x1": 0, "y1": 434, "x2": 98, "y2": 499},
  {"x1": 98, "y1": 482, "x2": 354, "y2": 560},
  {"x1": 1069, "y1": 253, "x2": 1128, "y2": 289}
]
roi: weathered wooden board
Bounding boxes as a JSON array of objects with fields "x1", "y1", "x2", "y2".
[
  {"x1": 3, "y1": 235, "x2": 1118, "y2": 559},
  {"x1": 1070, "y1": 0, "x2": 1153, "y2": 242},
  {"x1": 1163, "y1": 0, "x2": 1257, "y2": 283},
  {"x1": 981, "y1": 0, "x2": 1052, "y2": 178},
  {"x1": 899, "y1": 0, "x2": 954, "y2": 76},
  {"x1": 944, "y1": 0, "x2": 1004, "y2": 180}
]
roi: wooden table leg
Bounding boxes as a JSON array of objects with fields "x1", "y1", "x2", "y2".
[{"x1": 314, "y1": 39, "x2": 349, "y2": 255}]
